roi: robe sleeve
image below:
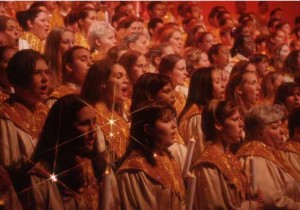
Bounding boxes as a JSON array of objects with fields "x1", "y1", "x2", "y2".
[
  {"x1": 240, "y1": 156, "x2": 300, "y2": 209},
  {"x1": 194, "y1": 164, "x2": 251, "y2": 210},
  {"x1": 168, "y1": 142, "x2": 187, "y2": 172},
  {"x1": 0, "y1": 118, "x2": 36, "y2": 169},
  {"x1": 283, "y1": 151, "x2": 300, "y2": 174},
  {"x1": 117, "y1": 171, "x2": 185, "y2": 210},
  {"x1": 23, "y1": 175, "x2": 64, "y2": 210},
  {"x1": 0, "y1": 167, "x2": 22, "y2": 210}
]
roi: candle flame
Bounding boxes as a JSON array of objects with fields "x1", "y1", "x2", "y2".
[{"x1": 50, "y1": 174, "x2": 57, "y2": 182}]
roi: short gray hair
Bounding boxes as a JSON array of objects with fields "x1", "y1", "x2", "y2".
[
  {"x1": 244, "y1": 104, "x2": 284, "y2": 140},
  {"x1": 88, "y1": 21, "x2": 115, "y2": 50}
]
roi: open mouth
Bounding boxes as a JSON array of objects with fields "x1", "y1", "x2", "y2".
[
  {"x1": 40, "y1": 85, "x2": 48, "y2": 94},
  {"x1": 277, "y1": 138, "x2": 284, "y2": 147},
  {"x1": 220, "y1": 90, "x2": 225, "y2": 95},
  {"x1": 171, "y1": 132, "x2": 176, "y2": 139},
  {"x1": 121, "y1": 87, "x2": 129, "y2": 96},
  {"x1": 255, "y1": 93, "x2": 260, "y2": 100}
]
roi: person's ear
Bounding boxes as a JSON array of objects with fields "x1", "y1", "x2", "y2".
[
  {"x1": 65, "y1": 63, "x2": 73, "y2": 73},
  {"x1": 154, "y1": 56, "x2": 161, "y2": 66},
  {"x1": 95, "y1": 38, "x2": 102, "y2": 48},
  {"x1": 149, "y1": 28, "x2": 154, "y2": 36},
  {"x1": 27, "y1": 20, "x2": 34, "y2": 29},
  {"x1": 78, "y1": 19, "x2": 84, "y2": 27},
  {"x1": 214, "y1": 120, "x2": 223, "y2": 131},
  {"x1": 235, "y1": 85, "x2": 243, "y2": 95}
]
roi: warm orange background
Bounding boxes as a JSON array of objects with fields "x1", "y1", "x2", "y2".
[{"x1": 187, "y1": 1, "x2": 300, "y2": 27}]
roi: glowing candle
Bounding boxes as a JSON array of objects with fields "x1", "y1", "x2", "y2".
[
  {"x1": 108, "y1": 118, "x2": 115, "y2": 125},
  {"x1": 0, "y1": 197, "x2": 5, "y2": 208},
  {"x1": 136, "y1": 1, "x2": 140, "y2": 17},
  {"x1": 101, "y1": 169, "x2": 111, "y2": 210},
  {"x1": 50, "y1": 173, "x2": 57, "y2": 182},
  {"x1": 186, "y1": 174, "x2": 196, "y2": 210},
  {"x1": 183, "y1": 138, "x2": 196, "y2": 176}
]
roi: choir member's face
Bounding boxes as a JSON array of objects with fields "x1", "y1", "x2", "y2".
[
  {"x1": 214, "y1": 45, "x2": 230, "y2": 67},
  {"x1": 168, "y1": 59, "x2": 187, "y2": 87},
  {"x1": 196, "y1": 52, "x2": 210, "y2": 68},
  {"x1": 150, "y1": 3, "x2": 166, "y2": 19},
  {"x1": 239, "y1": 72, "x2": 261, "y2": 106},
  {"x1": 29, "y1": 11, "x2": 49, "y2": 40},
  {"x1": 99, "y1": 29, "x2": 116, "y2": 52},
  {"x1": 106, "y1": 64, "x2": 129, "y2": 103},
  {"x1": 81, "y1": 10, "x2": 97, "y2": 33},
  {"x1": 152, "y1": 113, "x2": 176, "y2": 148},
  {"x1": 241, "y1": 36, "x2": 255, "y2": 56},
  {"x1": 256, "y1": 59, "x2": 270, "y2": 77},
  {"x1": 60, "y1": 31, "x2": 74, "y2": 55},
  {"x1": 0, "y1": 2, "x2": 7, "y2": 16},
  {"x1": 68, "y1": 48, "x2": 92, "y2": 86},
  {"x1": 284, "y1": 88, "x2": 300, "y2": 114},
  {"x1": 5, "y1": 19, "x2": 19, "y2": 46},
  {"x1": 272, "y1": 30, "x2": 285, "y2": 46},
  {"x1": 220, "y1": 110, "x2": 244, "y2": 144},
  {"x1": 167, "y1": 31, "x2": 184, "y2": 55},
  {"x1": 261, "y1": 120, "x2": 284, "y2": 148},
  {"x1": 74, "y1": 106, "x2": 97, "y2": 153},
  {"x1": 130, "y1": 35, "x2": 149, "y2": 55},
  {"x1": 241, "y1": 26, "x2": 251, "y2": 36},
  {"x1": 30, "y1": 59, "x2": 50, "y2": 102},
  {"x1": 282, "y1": 23, "x2": 291, "y2": 35},
  {"x1": 131, "y1": 55, "x2": 149, "y2": 84},
  {"x1": 279, "y1": 45, "x2": 290, "y2": 61},
  {"x1": 212, "y1": 69, "x2": 225, "y2": 100},
  {"x1": 126, "y1": 21, "x2": 140, "y2": 35},
  {"x1": 155, "y1": 83, "x2": 176, "y2": 105},
  {"x1": 201, "y1": 33, "x2": 214, "y2": 52}
]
